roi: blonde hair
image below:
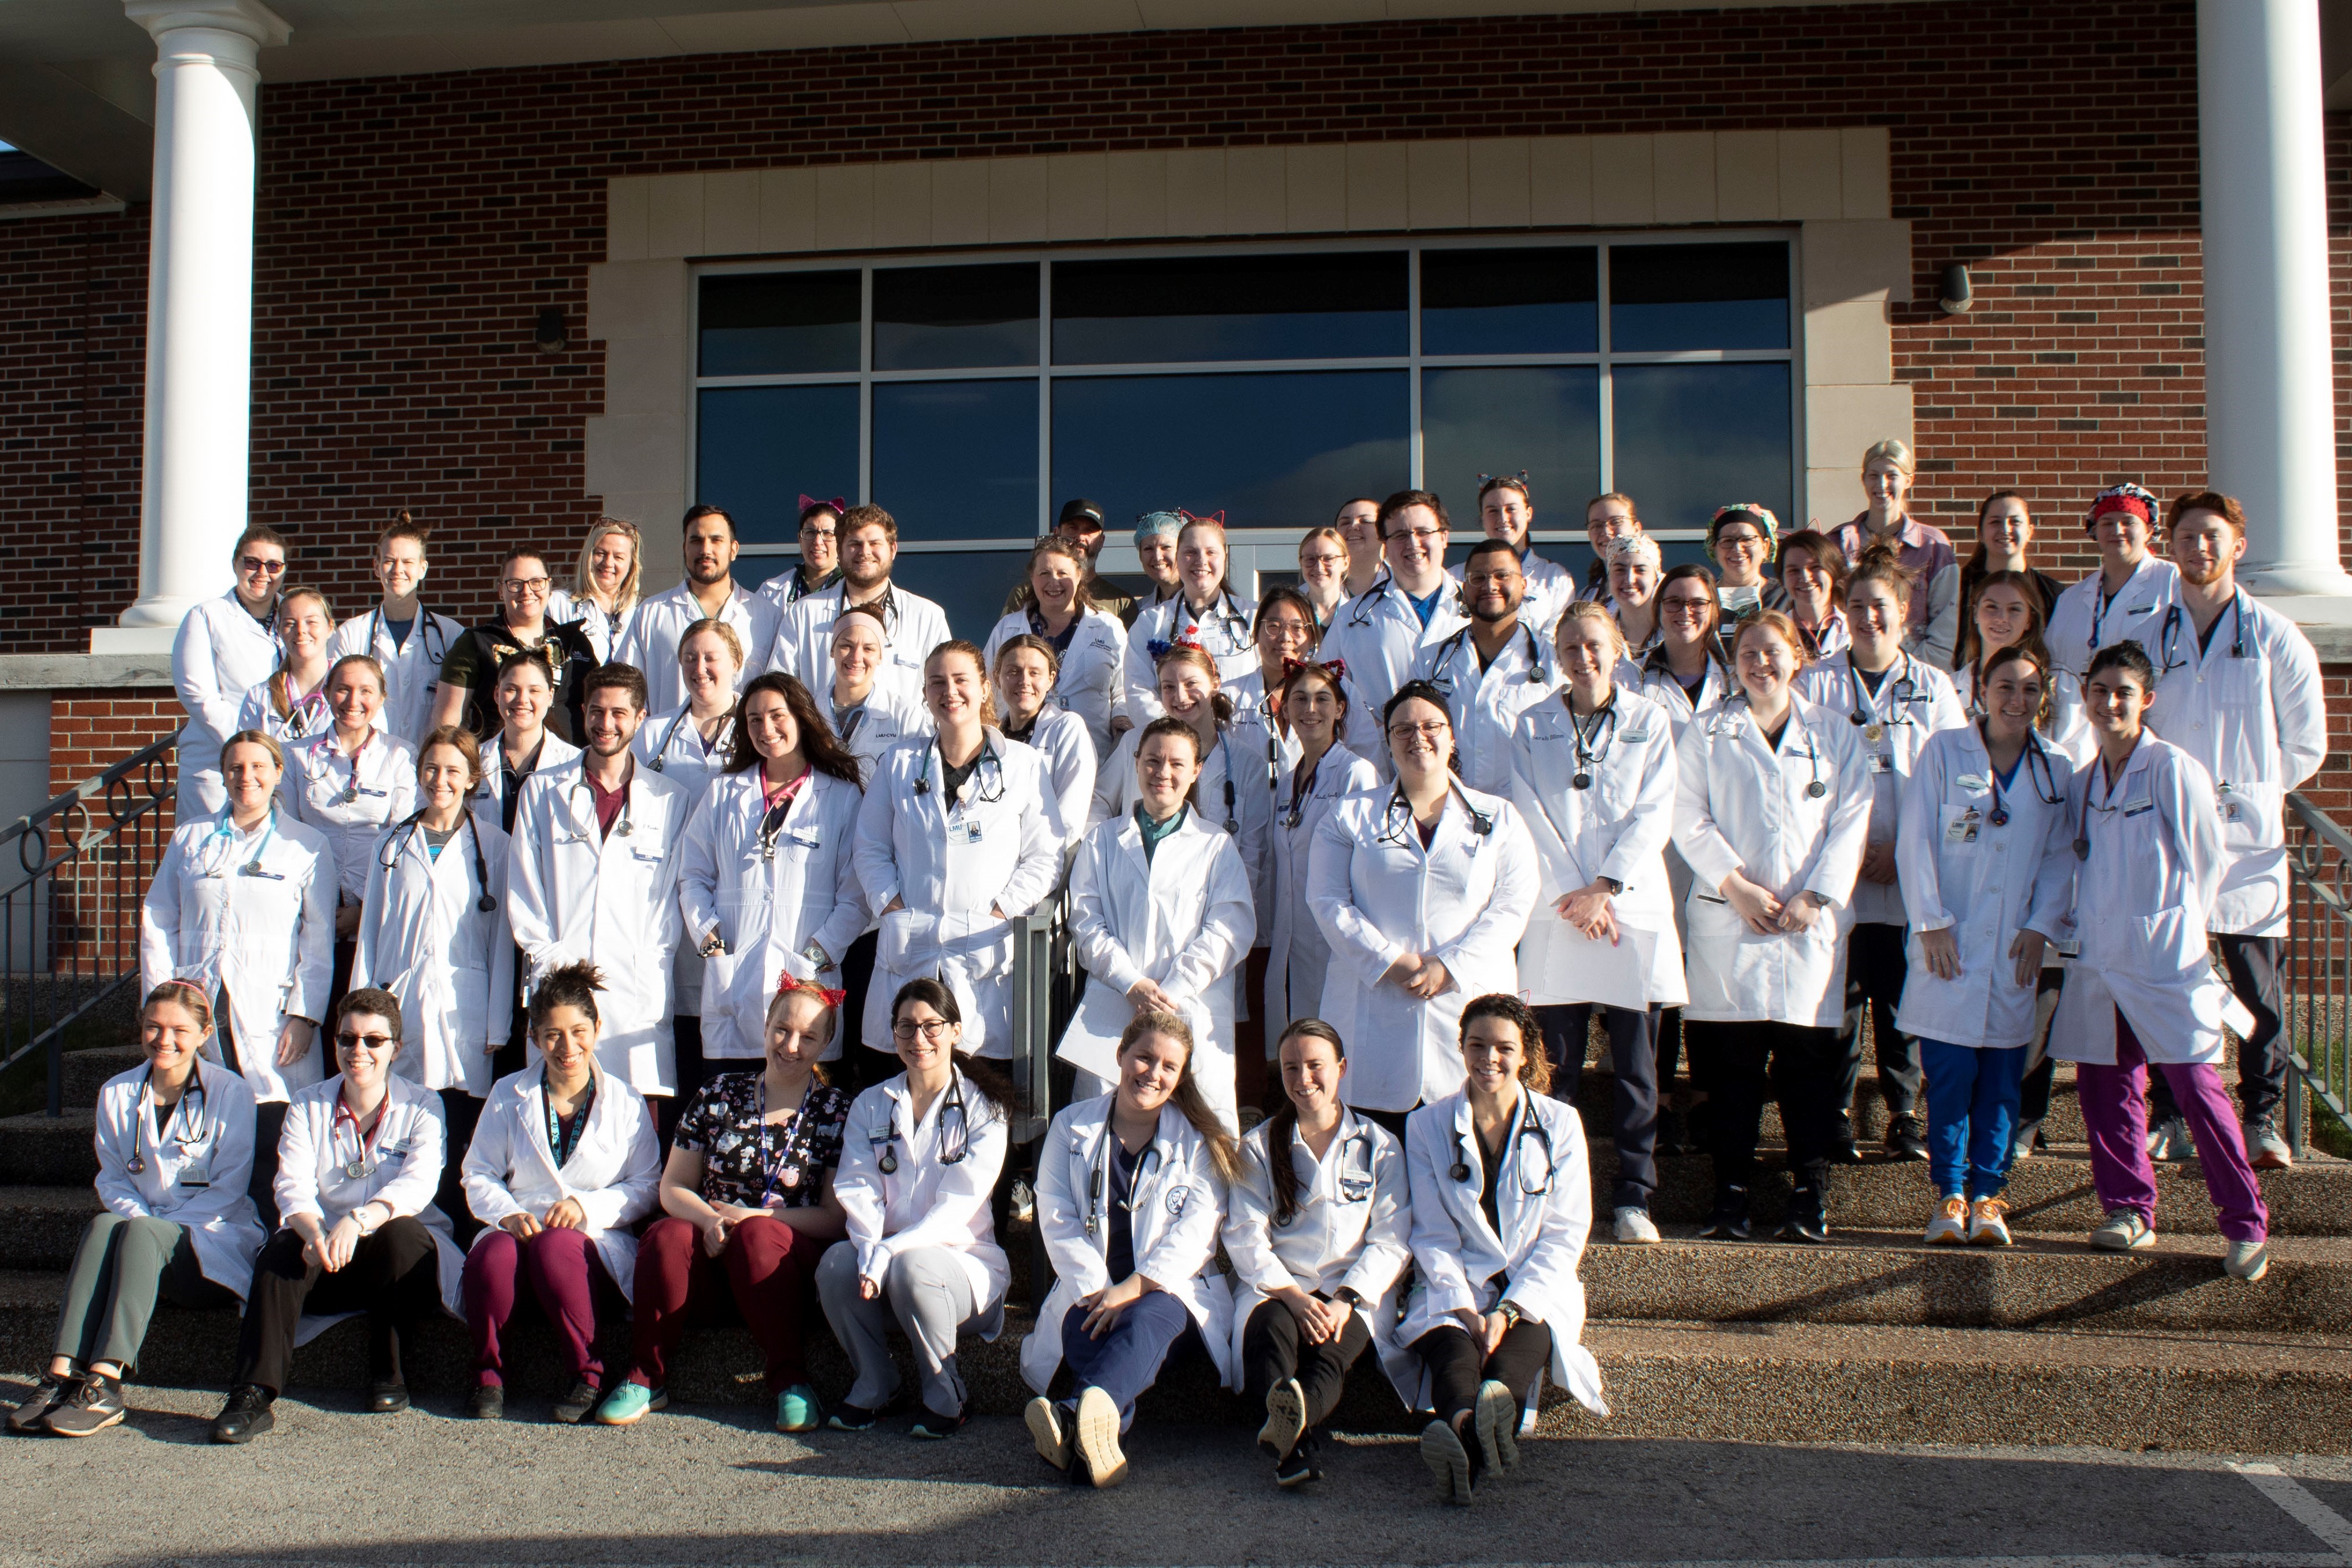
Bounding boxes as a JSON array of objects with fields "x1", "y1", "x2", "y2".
[
  {"x1": 1732, "y1": 608, "x2": 1813, "y2": 667},
  {"x1": 1115, "y1": 1010, "x2": 1241, "y2": 1184},
  {"x1": 144, "y1": 979, "x2": 215, "y2": 1036},
  {"x1": 220, "y1": 728, "x2": 287, "y2": 772},
  {"x1": 572, "y1": 517, "x2": 643, "y2": 616},
  {"x1": 1862, "y1": 438, "x2": 1916, "y2": 476},
  {"x1": 678, "y1": 617, "x2": 745, "y2": 669},
  {"x1": 1298, "y1": 525, "x2": 1348, "y2": 562},
  {"x1": 925, "y1": 641, "x2": 1000, "y2": 730},
  {"x1": 1554, "y1": 599, "x2": 1628, "y2": 658}
]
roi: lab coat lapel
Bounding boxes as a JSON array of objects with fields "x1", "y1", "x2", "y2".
[{"x1": 1450, "y1": 1096, "x2": 1508, "y2": 1260}]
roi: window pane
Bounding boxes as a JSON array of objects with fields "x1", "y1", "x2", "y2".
[
  {"x1": 1052, "y1": 371, "x2": 1408, "y2": 528},
  {"x1": 695, "y1": 385, "x2": 860, "y2": 545},
  {"x1": 882, "y1": 550, "x2": 1028, "y2": 648},
  {"x1": 871, "y1": 379, "x2": 1040, "y2": 540},
  {"x1": 1610, "y1": 362, "x2": 1792, "y2": 533},
  {"x1": 1421, "y1": 247, "x2": 1598, "y2": 356},
  {"x1": 1052, "y1": 253, "x2": 1408, "y2": 365},
  {"x1": 1420, "y1": 366, "x2": 1600, "y2": 528},
  {"x1": 700, "y1": 272, "x2": 862, "y2": 376},
  {"x1": 873, "y1": 263, "x2": 1039, "y2": 371},
  {"x1": 1609, "y1": 243, "x2": 1790, "y2": 352}
]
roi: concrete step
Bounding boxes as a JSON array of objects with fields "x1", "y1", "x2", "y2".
[
  {"x1": 58, "y1": 1047, "x2": 143, "y2": 1110},
  {"x1": 0, "y1": 1112, "x2": 93, "y2": 1186},
  {"x1": 0, "y1": 1186, "x2": 98, "y2": 1270},
  {"x1": 1571, "y1": 1063, "x2": 2090, "y2": 1147},
  {"x1": 1, "y1": 1272, "x2": 2343, "y2": 1453}
]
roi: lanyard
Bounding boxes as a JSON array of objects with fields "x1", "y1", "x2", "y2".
[
  {"x1": 542, "y1": 1069, "x2": 596, "y2": 1166},
  {"x1": 756, "y1": 1074, "x2": 815, "y2": 1206}
]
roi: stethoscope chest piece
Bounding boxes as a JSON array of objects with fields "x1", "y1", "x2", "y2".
[{"x1": 877, "y1": 1148, "x2": 899, "y2": 1175}]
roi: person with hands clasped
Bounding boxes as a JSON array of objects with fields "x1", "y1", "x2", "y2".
[
  {"x1": 1223, "y1": 1020, "x2": 1410, "y2": 1488},
  {"x1": 1511, "y1": 603, "x2": 1685, "y2": 1246},
  {"x1": 210, "y1": 989, "x2": 465, "y2": 1444},
  {"x1": 459, "y1": 963, "x2": 661, "y2": 1422},
  {"x1": 1895, "y1": 644, "x2": 2079, "y2": 1246},
  {"x1": 9, "y1": 983, "x2": 264, "y2": 1439},
  {"x1": 592, "y1": 981, "x2": 852, "y2": 1431},
  {"x1": 818, "y1": 980, "x2": 1013, "y2": 1439},
  {"x1": 1263, "y1": 661, "x2": 1378, "y2": 1032},
  {"x1": 1397, "y1": 995, "x2": 1607, "y2": 1507},
  {"x1": 1673, "y1": 612, "x2": 1873, "y2": 1243},
  {"x1": 1023, "y1": 1012, "x2": 1240, "y2": 1489}
]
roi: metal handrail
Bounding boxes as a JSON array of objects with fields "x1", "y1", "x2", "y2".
[
  {"x1": 0, "y1": 733, "x2": 177, "y2": 1116},
  {"x1": 2280, "y1": 790, "x2": 2352, "y2": 1153}
]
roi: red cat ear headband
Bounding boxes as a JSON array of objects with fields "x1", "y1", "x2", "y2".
[
  {"x1": 1176, "y1": 507, "x2": 1227, "y2": 528},
  {"x1": 798, "y1": 494, "x2": 848, "y2": 518},
  {"x1": 775, "y1": 973, "x2": 847, "y2": 1009}
]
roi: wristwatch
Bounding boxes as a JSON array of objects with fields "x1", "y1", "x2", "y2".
[
  {"x1": 1596, "y1": 876, "x2": 1625, "y2": 896},
  {"x1": 1333, "y1": 1286, "x2": 1365, "y2": 1309},
  {"x1": 1496, "y1": 1298, "x2": 1524, "y2": 1327}
]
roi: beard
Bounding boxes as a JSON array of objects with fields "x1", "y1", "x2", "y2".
[{"x1": 2177, "y1": 558, "x2": 2230, "y2": 588}]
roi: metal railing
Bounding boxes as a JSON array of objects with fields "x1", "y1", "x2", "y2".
[
  {"x1": 0, "y1": 734, "x2": 176, "y2": 1116},
  {"x1": 2280, "y1": 790, "x2": 2352, "y2": 1154}
]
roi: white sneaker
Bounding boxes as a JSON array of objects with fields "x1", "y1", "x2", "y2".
[
  {"x1": 1421, "y1": 1418, "x2": 1473, "y2": 1506},
  {"x1": 2225, "y1": 1239, "x2": 2270, "y2": 1282},
  {"x1": 1471, "y1": 1379, "x2": 1521, "y2": 1477},
  {"x1": 1072, "y1": 1385, "x2": 1127, "y2": 1488},
  {"x1": 1024, "y1": 1395, "x2": 1070, "y2": 1471},
  {"x1": 2243, "y1": 1117, "x2": 2293, "y2": 1171},
  {"x1": 2145, "y1": 1116, "x2": 2191, "y2": 1162},
  {"x1": 1967, "y1": 1197, "x2": 2012, "y2": 1247},
  {"x1": 2091, "y1": 1208, "x2": 2155, "y2": 1252},
  {"x1": 1924, "y1": 1195, "x2": 1968, "y2": 1245},
  {"x1": 1614, "y1": 1206, "x2": 1662, "y2": 1245}
]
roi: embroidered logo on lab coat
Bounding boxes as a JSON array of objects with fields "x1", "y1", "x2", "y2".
[{"x1": 1164, "y1": 1183, "x2": 1193, "y2": 1218}]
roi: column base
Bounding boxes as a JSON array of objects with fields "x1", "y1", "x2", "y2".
[{"x1": 90, "y1": 625, "x2": 179, "y2": 656}]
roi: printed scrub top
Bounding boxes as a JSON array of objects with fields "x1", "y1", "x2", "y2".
[{"x1": 672, "y1": 1070, "x2": 852, "y2": 1209}]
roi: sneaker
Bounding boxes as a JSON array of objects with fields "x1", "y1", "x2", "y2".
[
  {"x1": 6, "y1": 1373, "x2": 72, "y2": 1436},
  {"x1": 368, "y1": 1379, "x2": 410, "y2": 1415},
  {"x1": 1274, "y1": 1433, "x2": 1322, "y2": 1487},
  {"x1": 592, "y1": 1381, "x2": 665, "y2": 1426},
  {"x1": 1699, "y1": 1185, "x2": 1751, "y2": 1241},
  {"x1": 1924, "y1": 1195, "x2": 1969, "y2": 1246},
  {"x1": 1886, "y1": 1115, "x2": 1930, "y2": 1162},
  {"x1": 1420, "y1": 1418, "x2": 1473, "y2": 1506},
  {"x1": 2244, "y1": 1117, "x2": 2293, "y2": 1171},
  {"x1": 826, "y1": 1400, "x2": 885, "y2": 1433},
  {"x1": 551, "y1": 1381, "x2": 598, "y2": 1425},
  {"x1": 2091, "y1": 1208, "x2": 2155, "y2": 1252},
  {"x1": 2225, "y1": 1239, "x2": 2270, "y2": 1282},
  {"x1": 1613, "y1": 1207, "x2": 1662, "y2": 1245},
  {"x1": 1967, "y1": 1197, "x2": 2013, "y2": 1247},
  {"x1": 1471, "y1": 1379, "x2": 1521, "y2": 1477},
  {"x1": 775, "y1": 1383, "x2": 824, "y2": 1433},
  {"x1": 2009, "y1": 1125, "x2": 2040, "y2": 1164},
  {"x1": 1024, "y1": 1394, "x2": 1071, "y2": 1471},
  {"x1": 1828, "y1": 1116, "x2": 1864, "y2": 1165},
  {"x1": 1779, "y1": 1185, "x2": 1830, "y2": 1245},
  {"x1": 209, "y1": 1385, "x2": 275, "y2": 1444},
  {"x1": 43, "y1": 1374, "x2": 127, "y2": 1438},
  {"x1": 909, "y1": 1408, "x2": 966, "y2": 1440},
  {"x1": 1073, "y1": 1385, "x2": 1127, "y2": 1488},
  {"x1": 2146, "y1": 1115, "x2": 2192, "y2": 1163},
  {"x1": 1258, "y1": 1376, "x2": 1308, "y2": 1461},
  {"x1": 465, "y1": 1383, "x2": 505, "y2": 1420}
]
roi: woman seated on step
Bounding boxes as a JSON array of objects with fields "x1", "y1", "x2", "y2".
[
  {"x1": 8, "y1": 982, "x2": 267, "y2": 1439},
  {"x1": 817, "y1": 979, "x2": 1013, "y2": 1439},
  {"x1": 1396, "y1": 993, "x2": 1609, "y2": 1507},
  {"x1": 1221, "y1": 1018, "x2": 1411, "y2": 1489},
  {"x1": 459, "y1": 962, "x2": 661, "y2": 1423}
]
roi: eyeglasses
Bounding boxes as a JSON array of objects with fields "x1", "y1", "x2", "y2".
[
  {"x1": 799, "y1": 523, "x2": 837, "y2": 540},
  {"x1": 1661, "y1": 598, "x2": 1714, "y2": 619},
  {"x1": 335, "y1": 1032, "x2": 396, "y2": 1054},
  {"x1": 890, "y1": 1019, "x2": 954, "y2": 1041},
  {"x1": 239, "y1": 557, "x2": 287, "y2": 575},
  {"x1": 1389, "y1": 526, "x2": 1445, "y2": 544},
  {"x1": 500, "y1": 577, "x2": 551, "y2": 593},
  {"x1": 1387, "y1": 720, "x2": 1451, "y2": 740}
]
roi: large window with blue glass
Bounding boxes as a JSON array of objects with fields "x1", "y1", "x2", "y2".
[{"x1": 694, "y1": 236, "x2": 1795, "y2": 638}]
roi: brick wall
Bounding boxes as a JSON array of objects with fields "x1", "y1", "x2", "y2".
[
  {"x1": 2, "y1": 0, "x2": 2345, "y2": 654},
  {"x1": 49, "y1": 691, "x2": 181, "y2": 809}
]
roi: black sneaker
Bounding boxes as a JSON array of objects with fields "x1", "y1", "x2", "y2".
[
  {"x1": 909, "y1": 1408, "x2": 966, "y2": 1440},
  {"x1": 369, "y1": 1379, "x2": 411, "y2": 1414},
  {"x1": 211, "y1": 1385, "x2": 275, "y2": 1444},
  {"x1": 6, "y1": 1373, "x2": 73, "y2": 1435},
  {"x1": 1780, "y1": 1186, "x2": 1831, "y2": 1244},
  {"x1": 1274, "y1": 1433, "x2": 1322, "y2": 1487},
  {"x1": 1886, "y1": 1115, "x2": 1930, "y2": 1162},
  {"x1": 827, "y1": 1400, "x2": 885, "y2": 1432},
  {"x1": 551, "y1": 1381, "x2": 598, "y2": 1425},
  {"x1": 1699, "y1": 1185, "x2": 1751, "y2": 1241},
  {"x1": 1828, "y1": 1114, "x2": 1864, "y2": 1164},
  {"x1": 44, "y1": 1374, "x2": 127, "y2": 1439},
  {"x1": 466, "y1": 1384, "x2": 505, "y2": 1420}
]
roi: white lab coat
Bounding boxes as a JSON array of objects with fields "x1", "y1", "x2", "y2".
[
  {"x1": 985, "y1": 607, "x2": 1131, "y2": 756},
  {"x1": 352, "y1": 814, "x2": 516, "y2": 1095},
  {"x1": 615, "y1": 579, "x2": 783, "y2": 715},
  {"x1": 1222, "y1": 1109, "x2": 1411, "y2": 1381},
  {"x1": 231, "y1": 678, "x2": 347, "y2": 752},
  {"x1": 461, "y1": 1062, "x2": 662, "y2": 1301},
  {"x1": 1517, "y1": 547, "x2": 1577, "y2": 636},
  {"x1": 547, "y1": 587, "x2": 635, "y2": 664},
  {"x1": 1953, "y1": 661, "x2": 2096, "y2": 766},
  {"x1": 1065, "y1": 809, "x2": 1257, "y2": 1129},
  {"x1": 632, "y1": 704, "x2": 737, "y2": 798},
  {"x1": 754, "y1": 562, "x2": 837, "y2": 611},
  {"x1": 1008, "y1": 706, "x2": 1096, "y2": 853},
  {"x1": 852, "y1": 734, "x2": 1064, "y2": 1058},
  {"x1": 1317, "y1": 575, "x2": 1469, "y2": 779},
  {"x1": 678, "y1": 768, "x2": 869, "y2": 1062},
  {"x1": 469, "y1": 732, "x2": 581, "y2": 838},
  {"x1": 1122, "y1": 588, "x2": 1257, "y2": 722},
  {"x1": 506, "y1": 759, "x2": 693, "y2": 1094},
  {"x1": 275, "y1": 1075, "x2": 465, "y2": 1329},
  {"x1": 281, "y1": 730, "x2": 419, "y2": 905},
  {"x1": 1392, "y1": 1091, "x2": 1607, "y2": 1417},
  {"x1": 767, "y1": 583, "x2": 952, "y2": 701},
  {"x1": 1091, "y1": 720, "x2": 1276, "y2": 925},
  {"x1": 835, "y1": 1070, "x2": 1011, "y2": 1332},
  {"x1": 1409, "y1": 621, "x2": 1560, "y2": 796},
  {"x1": 1622, "y1": 647, "x2": 1733, "y2": 743},
  {"x1": 2132, "y1": 590, "x2": 2327, "y2": 938},
  {"x1": 1892, "y1": 725, "x2": 2079, "y2": 1050},
  {"x1": 1510, "y1": 687, "x2": 1688, "y2": 1009},
  {"x1": 1022, "y1": 1095, "x2": 1237, "y2": 1395},
  {"x1": 172, "y1": 590, "x2": 283, "y2": 818},
  {"x1": 139, "y1": 811, "x2": 336, "y2": 1103},
  {"x1": 2043, "y1": 555, "x2": 2178, "y2": 678},
  {"x1": 1671, "y1": 694, "x2": 1874, "y2": 1028},
  {"x1": 821, "y1": 680, "x2": 933, "y2": 787},
  {"x1": 92, "y1": 1057, "x2": 267, "y2": 1298},
  {"x1": 1264, "y1": 747, "x2": 1379, "y2": 1031},
  {"x1": 1794, "y1": 653, "x2": 1969, "y2": 927},
  {"x1": 1306, "y1": 785, "x2": 1538, "y2": 1113},
  {"x1": 326, "y1": 606, "x2": 466, "y2": 746},
  {"x1": 2051, "y1": 736, "x2": 2235, "y2": 1066}
]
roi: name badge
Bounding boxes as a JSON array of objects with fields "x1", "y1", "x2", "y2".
[
  {"x1": 1955, "y1": 772, "x2": 1989, "y2": 794},
  {"x1": 2126, "y1": 603, "x2": 2157, "y2": 617},
  {"x1": 1621, "y1": 729, "x2": 1654, "y2": 746},
  {"x1": 951, "y1": 819, "x2": 986, "y2": 845},
  {"x1": 1868, "y1": 753, "x2": 1894, "y2": 775},
  {"x1": 1946, "y1": 811, "x2": 1979, "y2": 845},
  {"x1": 2122, "y1": 797, "x2": 2154, "y2": 818},
  {"x1": 176, "y1": 1164, "x2": 211, "y2": 1187}
]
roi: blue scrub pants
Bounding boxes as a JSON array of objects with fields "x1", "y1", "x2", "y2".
[
  {"x1": 1057, "y1": 1291, "x2": 1195, "y2": 1427},
  {"x1": 1920, "y1": 1038, "x2": 2025, "y2": 1201}
]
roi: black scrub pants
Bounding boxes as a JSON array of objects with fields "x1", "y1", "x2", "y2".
[
  {"x1": 436, "y1": 1087, "x2": 485, "y2": 1245},
  {"x1": 233, "y1": 1217, "x2": 443, "y2": 1394},
  {"x1": 1695, "y1": 1019, "x2": 1842, "y2": 1197},
  {"x1": 1242, "y1": 1297, "x2": 1374, "y2": 1430},
  {"x1": 2147, "y1": 934, "x2": 2285, "y2": 1125},
  {"x1": 1536, "y1": 1003, "x2": 1659, "y2": 1212},
  {"x1": 1412, "y1": 1317, "x2": 1554, "y2": 1427},
  {"x1": 1839, "y1": 922, "x2": 1920, "y2": 1126}
]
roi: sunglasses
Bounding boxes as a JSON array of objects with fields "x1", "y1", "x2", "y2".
[{"x1": 239, "y1": 557, "x2": 287, "y2": 575}]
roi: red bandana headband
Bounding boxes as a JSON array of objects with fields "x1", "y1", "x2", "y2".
[
  {"x1": 2084, "y1": 483, "x2": 2158, "y2": 531},
  {"x1": 775, "y1": 973, "x2": 848, "y2": 1010}
]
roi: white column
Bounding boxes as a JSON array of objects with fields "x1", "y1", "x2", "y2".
[
  {"x1": 96, "y1": 0, "x2": 289, "y2": 651},
  {"x1": 2198, "y1": 0, "x2": 2352, "y2": 605}
]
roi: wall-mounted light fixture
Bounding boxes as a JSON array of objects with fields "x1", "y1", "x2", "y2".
[
  {"x1": 1938, "y1": 263, "x2": 1974, "y2": 315},
  {"x1": 535, "y1": 305, "x2": 568, "y2": 355}
]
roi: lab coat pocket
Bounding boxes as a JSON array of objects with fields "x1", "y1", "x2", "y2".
[
  {"x1": 2132, "y1": 906, "x2": 2206, "y2": 976},
  {"x1": 878, "y1": 907, "x2": 940, "y2": 971},
  {"x1": 2218, "y1": 781, "x2": 2277, "y2": 857}
]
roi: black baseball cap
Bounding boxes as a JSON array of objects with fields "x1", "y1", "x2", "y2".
[{"x1": 1057, "y1": 498, "x2": 1106, "y2": 530}]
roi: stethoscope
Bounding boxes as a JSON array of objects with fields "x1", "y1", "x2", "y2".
[
  {"x1": 1707, "y1": 697, "x2": 1827, "y2": 798},
  {"x1": 1566, "y1": 693, "x2": 1618, "y2": 791},
  {"x1": 1281, "y1": 750, "x2": 1327, "y2": 830},
  {"x1": 569, "y1": 772, "x2": 635, "y2": 840},
  {"x1": 197, "y1": 807, "x2": 282, "y2": 881},
  {"x1": 2072, "y1": 736, "x2": 2143, "y2": 862},
  {"x1": 1212, "y1": 728, "x2": 1239, "y2": 834},
  {"x1": 870, "y1": 1072, "x2": 971, "y2": 1173},
  {"x1": 331, "y1": 1097, "x2": 393, "y2": 1181},
  {"x1": 378, "y1": 809, "x2": 499, "y2": 914},
  {"x1": 1339, "y1": 569, "x2": 1403, "y2": 631},
  {"x1": 275, "y1": 687, "x2": 332, "y2": 741},
  {"x1": 912, "y1": 738, "x2": 1006, "y2": 805},
  {"x1": 125, "y1": 1069, "x2": 211, "y2": 1177},
  {"x1": 1425, "y1": 623, "x2": 1549, "y2": 691},
  {"x1": 1275, "y1": 1125, "x2": 1376, "y2": 1222},
  {"x1": 1084, "y1": 1122, "x2": 1165, "y2": 1238},
  {"x1": 1846, "y1": 654, "x2": 1927, "y2": 741},
  {"x1": 2085, "y1": 566, "x2": 2157, "y2": 653},
  {"x1": 1372, "y1": 778, "x2": 1496, "y2": 849},
  {"x1": 1447, "y1": 1105, "x2": 1555, "y2": 1197},
  {"x1": 1982, "y1": 725, "x2": 2067, "y2": 828},
  {"x1": 649, "y1": 705, "x2": 734, "y2": 772},
  {"x1": 365, "y1": 602, "x2": 449, "y2": 667},
  {"x1": 316, "y1": 728, "x2": 391, "y2": 811},
  {"x1": 2152, "y1": 593, "x2": 2250, "y2": 675},
  {"x1": 1176, "y1": 588, "x2": 1253, "y2": 652},
  {"x1": 754, "y1": 777, "x2": 810, "y2": 864}
]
